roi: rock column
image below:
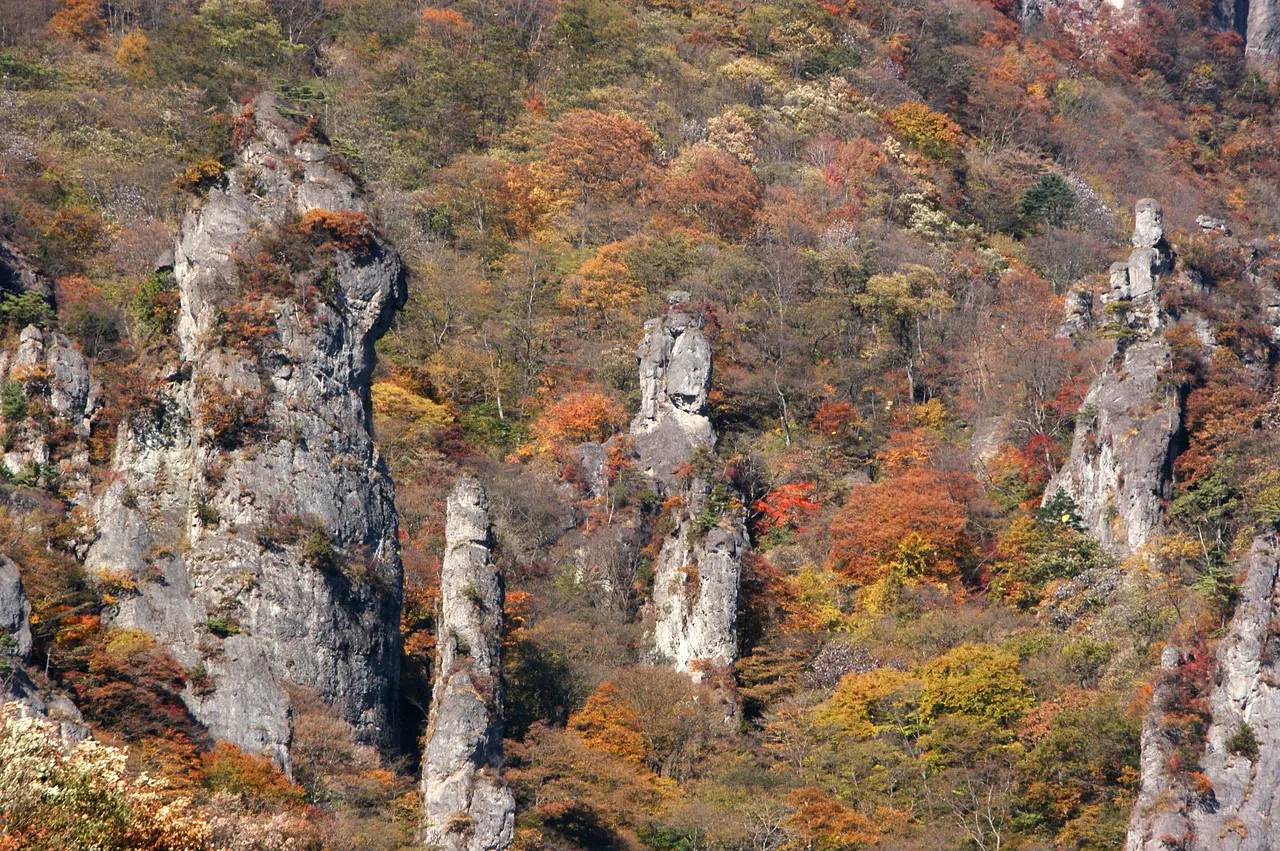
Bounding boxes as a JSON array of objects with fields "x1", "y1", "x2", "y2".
[
  {"x1": 1042, "y1": 199, "x2": 1182, "y2": 555},
  {"x1": 84, "y1": 94, "x2": 405, "y2": 769},
  {"x1": 631, "y1": 293, "x2": 748, "y2": 676},
  {"x1": 421, "y1": 477, "x2": 514, "y2": 851}
]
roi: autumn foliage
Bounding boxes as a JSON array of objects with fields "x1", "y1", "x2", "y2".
[
  {"x1": 532, "y1": 390, "x2": 625, "y2": 447},
  {"x1": 544, "y1": 110, "x2": 655, "y2": 202},
  {"x1": 48, "y1": 0, "x2": 106, "y2": 45},
  {"x1": 827, "y1": 460, "x2": 975, "y2": 583},
  {"x1": 298, "y1": 209, "x2": 376, "y2": 254}
]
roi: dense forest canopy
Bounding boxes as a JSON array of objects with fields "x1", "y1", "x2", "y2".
[{"x1": 2, "y1": 0, "x2": 1280, "y2": 850}]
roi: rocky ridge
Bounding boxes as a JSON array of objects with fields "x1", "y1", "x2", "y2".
[
  {"x1": 84, "y1": 94, "x2": 405, "y2": 770},
  {"x1": 0, "y1": 324, "x2": 98, "y2": 499},
  {"x1": 421, "y1": 477, "x2": 515, "y2": 851}
]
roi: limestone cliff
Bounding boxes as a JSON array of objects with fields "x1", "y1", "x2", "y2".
[
  {"x1": 1043, "y1": 199, "x2": 1182, "y2": 556},
  {"x1": 1126, "y1": 535, "x2": 1280, "y2": 851},
  {"x1": 84, "y1": 95, "x2": 405, "y2": 769},
  {"x1": 0, "y1": 239, "x2": 97, "y2": 500},
  {"x1": 1214, "y1": 0, "x2": 1280, "y2": 67},
  {"x1": 633, "y1": 293, "x2": 748, "y2": 675},
  {"x1": 0, "y1": 324, "x2": 98, "y2": 499},
  {"x1": 421, "y1": 477, "x2": 514, "y2": 851}
]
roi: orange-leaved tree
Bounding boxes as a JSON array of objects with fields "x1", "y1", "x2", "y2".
[
  {"x1": 48, "y1": 0, "x2": 106, "y2": 45},
  {"x1": 531, "y1": 390, "x2": 626, "y2": 448},
  {"x1": 658, "y1": 145, "x2": 761, "y2": 240},
  {"x1": 544, "y1": 109, "x2": 655, "y2": 204},
  {"x1": 560, "y1": 241, "x2": 645, "y2": 329},
  {"x1": 569, "y1": 681, "x2": 648, "y2": 766},
  {"x1": 885, "y1": 101, "x2": 964, "y2": 161},
  {"x1": 785, "y1": 787, "x2": 881, "y2": 850},
  {"x1": 826, "y1": 430, "x2": 975, "y2": 583}
]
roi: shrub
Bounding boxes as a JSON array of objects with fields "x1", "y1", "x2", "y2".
[
  {"x1": 206, "y1": 616, "x2": 240, "y2": 638},
  {"x1": 1226, "y1": 723, "x2": 1259, "y2": 759},
  {"x1": 298, "y1": 209, "x2": 376, "y2": 254},
  {"x1": 200, "y1": 741, "x2": 302, "y2": 807},
  {"x1": 299, "y1": 529, "x2": 339, "y2": 573},
  {"x1": 132, "y1": 270, "x2": 179, "y2": 338},
  {"x1": 1, "y1": 381, "x2": 25, "y2": 422},
  {"x1": 0, "y1": 292, "x2": 51, "y2": 328},
  {"x1": 918, "y1": 643, "x2": 1033, "y2": 723},
  {"x1": 176, "y1": 160, "x2": 229, "y2": 195},
  {"x1": 886, "y1": 101, "x2": 964, "y2": 160},
  {"x1": 115, "y1": 31, "x2": 154, "y2": 82},
  {"x1": 197, "y1": 386, "x2": 267, "y2": 450},
  {"x1": 0, "y1": 704, "x2": 212, "y2": 849}
]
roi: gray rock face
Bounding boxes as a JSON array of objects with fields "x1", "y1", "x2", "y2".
[
  {"x1": 0, "y1": 325, "x2": 98, "y2": 497},
  {"x1": 1126, "y1": 535, "x2": 1280, "y2": 851},
  {"x1": 630, "y1": 295, "x2": 747, "y2": 676},
  {"x1": 1244, "y1": 0, "x2": 1280, "y2": 68},
  {"x1": 1132, "y1": 198, "x2": 1166, "y2": 249},
  {"x1": 84, "y1": 95, "x2": 404, "y2": 770},
  {"x1": 0, "y1": 556, "x2": 32, "y2": 660},
  {"x1": 630, "y1": 291, "x2": 715, "y2": 494},
  {"x1": 1055, "y1": 287, "x2": 1094, "y2": 339},
  {"x1": 651, "y1": 513, "x2": 747, "y2": 674},
  {"x1": 0, "y1": 240, "x2": 52, "y2": 300},
  {"x1": 2, "y1": 668, "x2": 91, "y2": 749},
  {"x1": 1043, "y1": 329, "x2": 1180, "y2": 556},
  {"x1": 0, "y1": 555, "x2": 88, "y2": 747},
  {"x1": 1043, "y1": 200, "x2": 1181, "y2": 556},
  {"x1": 421, "y1": 478, "x2": 514, "y2": 851}
]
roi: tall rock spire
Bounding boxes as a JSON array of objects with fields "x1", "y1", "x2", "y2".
[
  {"x1": 631, "y1": 293, "x2": 748, "y2": 677},
  {"x1": 1041, "y1": 199, "x2": 1182, "y2": 556},
  {"x1": 421, "y1": 477, "x2": 515, "y2": 851},
  {"x1": 84, "y1": 94, "x2": 405, "y2": 770}
]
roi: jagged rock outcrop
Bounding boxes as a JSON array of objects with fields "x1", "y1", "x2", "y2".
[
  {"x1": 650, "y1": 507, "x2": 748, "y2": 673},
  {"x1": 85, "y1": 95, "x2": 405, "y2": 770},
  {"x1": 421, "y1": 477, "x2": 514, "y2": 851},
  {"x1": 1055, "y1": 287, "x2": 1094, "y2": 339},
  {"x1": 1126, "y1": 535, "x2": 1280, "y2": 850},
  {"x1": 632, "y1": 293, "x2": 748, "y2": 676},
  {"x1": 1043, "y1": 200, "x2": 1182, "y2": 556},
  {"x1": 0, "y1": 556, "x2": 31, "y2": 661},
  {"x1": 0, "y1": 325, "x2": 98, "y2": 497},
  {"x1": 1023, "y1": 0, "x2": 1280, "y2": 70},
  {"x1": 1224, "y1": 0, "x2": 1280, "y2": 68},
  {"x1": 0, "y1": 240, "x2": 52, "y2": 301},
  {"x1": 630, "y1": 291, "x2": 715, "y2": 493}
]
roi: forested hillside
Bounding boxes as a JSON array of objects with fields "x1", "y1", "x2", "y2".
[{"x1": 2, "y1": 1, "x2": 1280, "y2": 849}]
